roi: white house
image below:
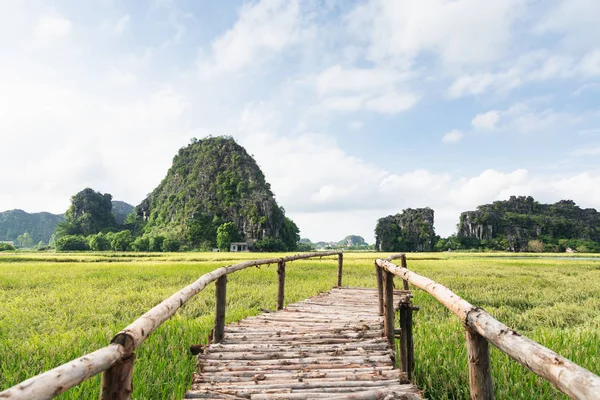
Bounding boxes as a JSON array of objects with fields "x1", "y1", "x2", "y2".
[{"x1": 230, "y1": 242, "x2": 249, "y2": 252}]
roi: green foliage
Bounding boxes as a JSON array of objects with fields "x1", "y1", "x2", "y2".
[
  {"x1": 137, "y1": 137, "x2": 298, "y2": 251},
  {"x1": 162, "y1": 238, "x2": 181, "y2": 252},
  {"x1": 56, "y1": 188, "x2": 117, "y2": 237},
  {"x1": 55, "y1": 235, "x2": 89, "y2": 251},
  {"x1": 280, "y1": 217, "x2": 300, "y2": 251},
  {"x1": 149, "y1": 236, "x2": 166, "y2": 252},
  {"x1": 131, "y1": 237, "x2": 150, "y2": 252},
  {"x1": 88, "y1": 233, "x2": 111, "y2": 251},
  {"x1": 253, "y1": 237, "x2": 286, "y2": 252},
  {"x1": 108, "y1": 230, "x2": 134, "y2": 252},
  {"x1": 0, "y1": 209, "x2": 64, "y2": 244},
  {"x1": 216, "y1": 222, "x2": 240, "y2": 251},
  {"x1": 297, "y1": 242, "x2": 315, "y2": 252},
  {"x1": 16, "y1": 233, "x2": 34, "y2": 248},
  {"x1": 0, "y1": 242, "x2": 15, "y2": 251}
]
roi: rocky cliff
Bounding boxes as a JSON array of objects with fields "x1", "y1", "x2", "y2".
[
  {"x1": 458, "y1": 196, "x2": 600, "y2": 251},
  {"x1": 375, "y1": 208, "x2": 435, "y2": 252}
]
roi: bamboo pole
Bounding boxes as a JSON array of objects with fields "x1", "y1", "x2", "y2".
[
  {"x1": 337, "y1": 253, "x2": 343, "y2": 286},
  {"x1": 383, "y1": 270, "x2": 395, "y2": 347},
  {"x1": 277, "y1": 261, "x2": 285, "y2": 310},
  {"x1": 213, "y1": 275, "x2": 227, "y2": 343},
  {"x1": 0, "y1": 344, "x2": 125, "y2": 400},
  {"x1": 465, "y1": 327, "x2": 494, "y2": 400},
  {"x1": 376, "y1": 258, "x2": 600, "y2": 400}
]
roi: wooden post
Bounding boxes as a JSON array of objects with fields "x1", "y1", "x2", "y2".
[
  {"x1": 100, "y1": 354, "x2": 135, "y2": 400},
  {"x1": 398, "y1": 297, "x2": 414, "y2": 379},
  {"x1": 375, "y1": 263, "x2": 384, "y2": 315},
  {"x1": 400, "y1": 254, "x2": 409, "y2": 290},
  {"x1": 337, "y1": 253, "x2": 343, "y2": 287},
  {"x1": 213, "y1": 275, "x2": 227, "y2": 343},
  {"x1": 277, "y1": 261, "x2": 285, "y2": 310},
  {"x1": 465, "y1": 327, "x2": 494, "y2": 400},
  {"x1": 383, "y1": 270, "x2": 395, "y2": 347}
]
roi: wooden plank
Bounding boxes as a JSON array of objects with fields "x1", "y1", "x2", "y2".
[
  {"x1": 465, "y1": 327, "x2": 494, "y2": 400},
  {"x1": 213, "y1": 275, "x2": 227, "y2": 343},
  {"x1": 187, "y1": 287, "x2": 422, "y2": 399}
]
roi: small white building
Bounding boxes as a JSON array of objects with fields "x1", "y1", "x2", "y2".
[{"x1": 230, "y1": 242, "x2": 249, "y2": 252}]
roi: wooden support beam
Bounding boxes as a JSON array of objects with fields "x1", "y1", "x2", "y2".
[
  {"x1": 398, "y1": 298, "x2": 414, "y2": 379},
  {"x1": 213, "y1": 275, "x2": 227, "y2": 343},
  {"x1": 400, "y1": 254, "x2": 409, "y2": 290},
  {"x1": 465, "y1": 327, "x2": 494, "y2": 400},
  {"x1": 277, "y1": 261, "x2": 286, "y2": 310},
  {"x1": 375, "y1": 263, "x2": 384, "y2": 316},
  {"x1": 383, "y1": 270, "x2": 395, "y2": 347},
  {"x1": 100, "y1": 354, "x2": 135, "y2": 400},
  {"x1": 337, "y1": 253, "x2": 343, "y2": 287}
]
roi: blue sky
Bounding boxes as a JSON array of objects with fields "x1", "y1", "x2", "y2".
[{"x1": 1, "y1": 0, "x2": 599, "y2": 242}]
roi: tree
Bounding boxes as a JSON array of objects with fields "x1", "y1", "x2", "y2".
[
  {"x1": 149, "y1": 236, "x2": 166, "y2": 252},
  {"x1": 56, "y1": 188, "x2": 117, "y2": 237},
  {"x1": 131, "y1": 237, "x2": 150, "y2": 252},
  {"x1": 110, "y1": 230, "x2": 133, "y2": 251},
  {"x1": 0, "y1": 243, "x2": 15, "y2": 251},
  {"x1": 17, "y1": 232, "x2": 34, "y2": 248},
  {"x1": 162, "y1": 238, "x2": 181, "y2": 252},
  {"x1": 55, "y1": 235, "x2": 89, "y2": 251},
  {"x1": 89, "y1": 233, "x2": 111, "y2": 251},
  {"x1": 281, "y1": 217, "x2": 300, "y2": 251},
  {"x1": 217, "y1": 222, "x2": 240, "y2": 251}
]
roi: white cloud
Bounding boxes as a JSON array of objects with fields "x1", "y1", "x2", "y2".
[
  {"x1": 347, "y1": 0, "x2": 521, "y2": 68},
  {"x1": 580, "y1": 50, "x2": 600, "y2": 77},
  {"x1": 315, "y1": 65, "x2": 409, "y2": 96},
  {"x1": 347, "y1": 121, "x2": 363, "y2": 130},
  {"x1": 33, "y1": 15, "x2": 71, "y2": 43},
  {"x1": 569, "y1": 146, "x2": 600, "y2": 157},
  {"x1": 448, "y1": 69, "x2": 521, "y2": 98},
  {"x1": 198, "y1": 0, "x2": 303, "y2": 77},
  {"x1": 365, "y1": 92, "x2": 418, "y2": 114},
  {"x1": 534, "y1": 0, "x2": 600, "y2": 49},
  {"x1": 442, "y1": 130, "x2": 463, "y2": 143},
  {"x1": 113, "y1": 14, "x2": 130, "y2": 35},
  {"x1": 472, "y1": 111, "x2": 500, "y2": 130}
]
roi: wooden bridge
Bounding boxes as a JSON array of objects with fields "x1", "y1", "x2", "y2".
[
  {"x1": 2, "y1": 251, "x2": 600, "y2": 400},
  {"x1": 186, "y1": 287, "x2": 422, "y2": 399}
]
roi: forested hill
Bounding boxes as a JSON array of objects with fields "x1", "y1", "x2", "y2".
[
  {"x1": 135, "y1": 136, "x2": 299, "y2": 251},
  {"x1": 458, "y1": 196, "x2": 600, "y2": 251},
  {"x1": 0, "y1": 200, "x2": 134, "y2": 245}
]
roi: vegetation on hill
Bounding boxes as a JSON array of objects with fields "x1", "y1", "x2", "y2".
[
  {"x1": 56, "y1": 188, "x2": 118, "y2": 236},
  {"x1": 0, "y1": 210, "x2": 63, "y2": 244},
  {"x1": 455, "y1": 196, "x2": 600, "y2": 252},
  {"x1": 375, "y1": 208, "x2": 435, "y2": 252},
  {"x1": 134, "y1": 136, "x2": 299, "y2": 251},
  {"x1": 338, "y1": 235, "x2": 367, "y2": 247}
]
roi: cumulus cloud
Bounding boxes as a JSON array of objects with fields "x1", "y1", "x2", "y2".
[
  {"x1": 197, "y1": 0, "x2": 304, "y2": 77},
  {"x1": 472, "y1": 111, "x2": 500, "y2": 130},
  {"x1": 442, "y1": 130, "x2": 463, "y2": 143},
  {"x1": 112, "y1": 14, "x2": 130, "y2": 35}
]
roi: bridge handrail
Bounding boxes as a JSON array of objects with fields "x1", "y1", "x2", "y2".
[
  {"x1": 0, "y1": 251, "x2": 343, "y2": 400},
  {"x1": 375, "y1": 254, "x2": 600, "y2": 400}
]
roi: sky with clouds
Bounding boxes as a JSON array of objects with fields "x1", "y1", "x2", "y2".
[{"x1": 1, "y1": 0, "x2": 600, "y2": 243}]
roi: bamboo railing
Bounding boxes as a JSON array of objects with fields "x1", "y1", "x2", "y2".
[
  {"x1": 0, "y1": 251, "x2": 343, "y2": 400},
  {"x1": 375, "y1": 254, "x2": 600, "y2": 400}
]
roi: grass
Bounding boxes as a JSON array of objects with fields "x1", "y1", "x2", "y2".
[{"x1": 0, "y1": 252, "x2": 599, "y2": 399}]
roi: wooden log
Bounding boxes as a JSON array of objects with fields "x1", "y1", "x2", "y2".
[
  {"x1": 465, "y1": 327, "x2": 494, "y2": 400},
  {"x1": 400, "y1": 254, "x2": 409, "y2": 290},
  {"x1": 376, "y1": 258, "x2": 600, "y2": 400},
  {"x1": 277, "y1": 261, "x2": 285, "y2": 310},
  {"x1": 398, "y1": 301, "x2": 413, "y2": 379},
  {"x1": 382, "y1": 270, "x2": 395, "y2": 347},
  {"x1": 100, "y1": 353, "x2": 135, "y2": 400},
  {"x1": 375, "y1": 262, "x2": 383, "y2": 316},
  {"x1": 337, "y1": 253, "x2": 343, "y2": 287},
  {"x1": 213, "y1": 275, "x2": 227, "y2": 343},
  {"x1": 0, "y1": 344, "x2": 125, "y2": 400}
]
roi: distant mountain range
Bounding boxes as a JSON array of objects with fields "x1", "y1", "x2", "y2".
[
  {"x1": 0, "y1": 200, "x2": 133, "y2": 244},
  {"x1": 302, "y1": 235, "x2": 368, "y2": 249}
]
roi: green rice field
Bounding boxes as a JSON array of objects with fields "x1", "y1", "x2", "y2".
[{"x1": 1, "y1": 252, "x2": 599, "y2": 399}]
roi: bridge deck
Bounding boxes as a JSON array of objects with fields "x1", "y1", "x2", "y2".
[{"x1": 186, "y1": 287, "x2": 423, "y2": 399}]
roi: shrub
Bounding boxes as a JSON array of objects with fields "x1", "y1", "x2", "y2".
[
  {"x1": 0, "y1": 243, "x2": 15, "y2": 251},
  {"x1": 88, "y1": 233, "x2": 111, "y2": 251},
  {"x1": 527, "y1": 240, "x2": 545, "y2": 253},
  {"x1": 149, "y1": 236, "x2": 166, "y2": 252},
  {"x1": 131, "y1": 237, "x2": 150, "y2": 252},
  {"x1": 253, "y1": 237, "x2": 286, "y2": 252},
  {"x1": 162, "y1": 238, "x2": 181, "y2": 252},
  {"x1": 55, "y1": 235, "x2": 89, "y2": 251},
  {"x1": 110, "y1": 230, "x2": 133, "y2": 252}
]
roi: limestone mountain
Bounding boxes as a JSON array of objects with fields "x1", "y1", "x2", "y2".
[
  {"x1": 375, "y1": 208, "x2": 435, "y2": 252},
  {"x1": 338, "y1": 235, "x2": 367, "y2": 247},
  {"x1": 458, "y1": 196, "x2": 600, "y2": 251},
  {"x1": 0, "y1": 199, "x2": 133, "y2": 245},
  {"x1": 136, "y1": 136, "x2": 298, "y2": 250}
]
